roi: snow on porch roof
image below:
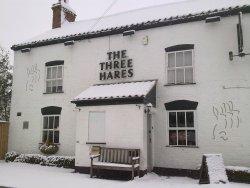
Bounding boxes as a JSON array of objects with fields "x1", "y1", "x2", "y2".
[{"x1": 71, "y1": 80, "x2": 156, "y2": 106}]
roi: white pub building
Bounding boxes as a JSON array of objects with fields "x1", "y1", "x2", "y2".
[{"x1": 9, "y1": 0, "x2": 250, "y2": 176}]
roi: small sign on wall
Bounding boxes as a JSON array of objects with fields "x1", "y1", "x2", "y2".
[{"x1": 23, "y1": 121, "x2": 29, "y2": 130}]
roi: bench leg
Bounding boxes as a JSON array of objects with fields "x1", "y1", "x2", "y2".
[
  {"x1": 90, "y1": 166, "x2": 93, "y2": 178},
  {"x1": 137, "y1": 167, "x2": 140, "y2": 178},
  {"x1": 132, "y1": 168, "x2": 135, "y2": 180}
]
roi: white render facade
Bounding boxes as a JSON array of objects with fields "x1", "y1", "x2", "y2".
[{"x1": 9, "y1": 0, "x2": 250, "y2": 173}]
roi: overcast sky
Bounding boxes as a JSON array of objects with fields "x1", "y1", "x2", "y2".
[{"x1": 0, "y1": 0, "x2": 187, "y2": 52}]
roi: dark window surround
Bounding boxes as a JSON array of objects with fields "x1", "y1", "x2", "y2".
[
  {"x1": 45, "y1": 60, "x2": 64, "y2": 67},
  {"x1": 165, "y1": 100, "x2": 198, "y2": 111},
  {"x1": 41, "y1": 106, "x2": 62, "y2": 115},
  {"x1": 165, "y1": 44, "x2": 194, "y2": 52}
]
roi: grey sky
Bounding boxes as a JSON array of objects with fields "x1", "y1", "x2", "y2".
[{"x1": 0, "y1": 0, "x2": 187, "y2": 52}]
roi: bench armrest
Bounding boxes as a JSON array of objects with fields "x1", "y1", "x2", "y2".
[
  {"x1": 132, "y1": 156, "x2": 140, "y2": 160},
  {"x1": 90, "y1": 154, "x2": 100, "y2": 159}
]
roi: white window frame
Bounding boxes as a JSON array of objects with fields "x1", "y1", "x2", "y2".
[
  {"x1": 165, "y1": 49, "x2": 195, "y2": 85},
  {"x1": 42, "y1": 115, "x2": 60, "y2": 144},
  {"x1": 45, "y1": 65, "x2": 64, "y2": 93},
  {"x1": 167, "y1": 110, "x2": 197, "y2": 147},
  {"x1": 88, "y1": 111, "x2": 106, "y2": 143}
]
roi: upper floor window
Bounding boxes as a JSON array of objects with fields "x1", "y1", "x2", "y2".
[
  {"x1": 45, "y1": 61, "x2": 64, "y2": 93},
  {"x1": 165, "y1": 44, "x2": 194, "y2": 85}
]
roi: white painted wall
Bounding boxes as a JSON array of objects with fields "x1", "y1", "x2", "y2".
[{"x1": 9, "y1": 13, "x2": 250, "y2": 170}]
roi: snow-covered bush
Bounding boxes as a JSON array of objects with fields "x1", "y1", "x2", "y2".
[
  {"x1": 6, "y1": 152, "x2": 75, "y2": 169},
  {"x1": 14, "y1": 154, "x2": 46, "y2": 164},
  {"x1": 39, "y1": 143, "x2": 59, "y2": 155},
  {"x1": 41, "y1": 156, "x2": 75, "y2": 169},
  {"x1": 226, "y1": 166, "x2": 250, "y2": 183},
  {"x1": 5, "y1": 151, "x2": 20, "y2": 162}
]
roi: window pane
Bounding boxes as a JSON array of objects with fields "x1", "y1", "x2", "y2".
[
  {"x1": 186, "y1": 112, "x2": 194, "y2": 127},
  {"x1": 52, "y1": 80, "x2": 57, "y2": 93},
  {"x1": 176, "y1": 68, "x2": 184, "y2": 83},
  {"x1": 169, "y1": 112, "x2": 176, "y2": 127},
  {"x1": 177, "y1": 112, "x2": 185, "y2": 127},
  {"x1": 48, "y1": 131, "x2": 53, "y2": 142},
  {"x1": 184, "y1": 51, "x2": 192, "y2": 66},
  {"x1": 57, "y1": 66, "x2": 63, "y2": 78},
  {"x1": 54, "y1": 116, "x2": 59, "y2": 130},
  {"x1": 42, "y1": 131, "x2": 48, "y2": 143},
  {"x1": 49, "y1": 116, "x2": 54, "y2": 129},
  {"x1": 167, "y1": 70, "x2": 175, "y2": 84},
  {"x1": 168, "y1": 53, "x2": 175, "y2": 68},
  {"x1": 43, "y1": 116, "x2": 48, "y2": 129},
  {"x1": 187, "y1": 130, "x2": 196, "y2": 146},
  {"x1": 47, "y1": 68, "x2": 52, "y2": 79},
  {"x1": 185, "y1": 68, "x2": 193, "y2": 83},
  {"x1": 178, "y1": 130, "x2": 186, "y2": 146},
  {"x1": 57, "y1": 80, "x2": 63, "y2": 92},
  {"x1": 169, "y1": 130, "x2": 177, "y2": 145},
  {"x1": 54, "y1": 131, "x2": 59, "y2": 143},
  {"x1": 52, "y1": 67, "x2": 57, "y2": 79},
  {"x1": 46, "y1": 81, "x2": 52, "y2": 93},
  {"x1": 176, "y1": 52, "x2": 184, "y2": 67}
]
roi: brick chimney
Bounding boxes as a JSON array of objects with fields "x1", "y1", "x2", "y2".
[{"x1": 52, "y1": 0, "x2": 77, "y2": 29}]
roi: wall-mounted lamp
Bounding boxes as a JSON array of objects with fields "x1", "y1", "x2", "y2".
[
  {"x1": 229, "y1": 51, "x2": 250, "y2": 61},
  {"x1": 64, "y1": 40, "x2": 75, "y2": 46},
  {"x1": 21, "y1": 48, "x2": 31, "y2": 53},
  {"x1": 123, "y1": 30, "x2": 135, "y2": 36},
  {"x1": 205, "y1": 16, "x2": 221, "y2": 23},
  {"x1": 144, "y1": 103, "x2": 153, "y2": 114}
]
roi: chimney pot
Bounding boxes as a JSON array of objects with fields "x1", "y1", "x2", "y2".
[{"x1": 52, "y1": 0, "x2": 76, "y2": 29}]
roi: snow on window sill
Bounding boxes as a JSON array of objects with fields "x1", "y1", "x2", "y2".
[
  {"x1": 39, "y1": 142, "x2": 61, "y2": 145},
  {"x1": 164, "y1": 83, "x2": 196, "y2": 87},
  {"x1": 43, "y1": 91, "x2": 64, "y2": 95},
  {"x1": 86, "y1": 142, "x2": 106, "y2": 145},
  {"x1": 165, "y1": 145, "x2": 199, "y2": 148}
]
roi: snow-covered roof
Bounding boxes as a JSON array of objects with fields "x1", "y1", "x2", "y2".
[
  {"x1": 73, "y1": 80, "x2": 156, "y2": 103},
  {"x1": 11, "y1": 0, "x2": 250, "y2": 51}
]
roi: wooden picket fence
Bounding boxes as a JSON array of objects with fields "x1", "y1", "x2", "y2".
[{"x1": 0, "y1": 122, "x2": 9, "y2": 160}]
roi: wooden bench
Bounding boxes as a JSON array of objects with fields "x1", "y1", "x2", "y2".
[{"x1": 90, "y1": 147, "x2": 140, "y2": 180}]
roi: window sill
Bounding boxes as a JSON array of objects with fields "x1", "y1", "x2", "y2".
[
  {"x1": 39, "y1": 142, "x2": 61, "y2": 145},
  {"x1": 43, "y1": 91, "x2": 64, "y2": 95},
  {"x1": 165, "y1": 145, "x2": 199, "y2": 148},
  {"x1": 86, "y1": 142, "x2": 106, "y2": 145},
  {"x1": 164, "y1": 83, "x2": 196, "y2": 87}
]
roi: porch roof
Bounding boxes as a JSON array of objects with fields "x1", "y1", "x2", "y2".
[{"x1": 71, "y1": 80, "x2": 156, "y2": 107}]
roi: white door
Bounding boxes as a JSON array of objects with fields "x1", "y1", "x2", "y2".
[{"x1": 147, "y1": 114, "x2": 153, "y2": 172}]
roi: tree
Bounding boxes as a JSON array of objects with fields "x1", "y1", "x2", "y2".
[{"x1": 0, "y1": 47, "x2": 12, "y2": 121}]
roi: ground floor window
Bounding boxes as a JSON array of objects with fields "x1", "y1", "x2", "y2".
[
  {"x1": 168, "y1": 111, "x2": 196, "y2": 146},
  {"x1": 42, "y1": 115, "x2": 60, "y2": 143}
]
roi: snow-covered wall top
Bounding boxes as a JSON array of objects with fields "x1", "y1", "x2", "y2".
[{"x1": 11, "y1": 0, "x2": 250, "y2": 50}]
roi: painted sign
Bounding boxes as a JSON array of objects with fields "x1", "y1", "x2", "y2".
[{"x1": 99, "y1": 50, "x2": 134, "y2": 80}]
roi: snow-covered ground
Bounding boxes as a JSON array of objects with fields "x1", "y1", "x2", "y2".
[{"x1": 0, "y1": 161, "x2": 249, "y2": 188}]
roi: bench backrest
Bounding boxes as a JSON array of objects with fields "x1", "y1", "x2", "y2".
[{"x1": 98, "y1": 147, "x2": 140, "y2": 164}]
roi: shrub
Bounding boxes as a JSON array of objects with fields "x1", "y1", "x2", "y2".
[
  {"x1": 6, "y1": 151, "x2": 75, "y2": 169},
  {"x1": 226, "y1": 166, "x2": 250, "y2": 183},
  {"x1": 14, "y1": 154, "x2": 46, "y2": 164},
  {"x1": 5, "y1": 151, "x2": 20, "y2": 162},
  {"x1": 39, "y1": 141, "x2": 59, "y2": 155},
  {"x1": 41, "y1": 156, "x2": 75, "y2": 169}
]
